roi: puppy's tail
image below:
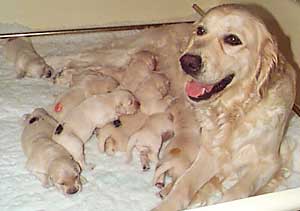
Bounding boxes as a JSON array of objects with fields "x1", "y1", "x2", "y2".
[
  {"x1": 126, "y1": 134, "x2": 138, "y2": 163},
  {"x1": 152, "y1": 160, "x2": 174, "y2": 186}
]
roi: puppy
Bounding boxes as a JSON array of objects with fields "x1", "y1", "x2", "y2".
[
  {"x1": 4, "y1": 37, "x2": 54, "y2": 79},
  {"x1": 95, "y1": 111, "x2": 148, "y2": 156},
  {"x1": 135, "y1": 73, "x2": 175, "y2": 115},
  {"x1": 153, "y1": 4, "x2": 296, "y2": 211},
  {"x1": 152, "y1": 99, "x2": 200, "y2": 198},
  {"x1": 21, "y1": 108, "x2": 82, "y2": 194},
  {"x1": 53, "y1": 89, "x2": 139, "y2": 168},
  {"x1": 53, "y1": 66, "x2": 124, "y2": 86},
  {"x1": 126, "y1": 112, "x2": 175, "y2": 171},
  {"x1": 120, "y1": 51, "x2": 174, "y2": 114},
  {"x1": 120, "y1": 50, "x2": 157, "y2": 92},
  {"x1": 48, "y1": 73, "x2": 119, "y2": 121}
]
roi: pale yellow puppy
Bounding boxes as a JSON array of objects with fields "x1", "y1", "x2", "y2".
[
  {"x1": 4, "y1": 37, "x2": 54, "y2": 79},
  {"x1": 120, "y1": 50, "x2": 157, "y2": 92},
  {"x1": 53, "y1": 89, "x2": 139, "y2": 168},
  {"x1": 126, "y1": 112, "x2": 175, "y2": 171},
  {"x1": 21, "y1": 108, "x2": 82, "y2": 195},
  {"x1": 95, "y1": 111, "x2": 148, "y2": 156},
  {"x1": 53, "y1": 66, "x2": 124, "y2": 86},
  {"x1": 135, "y1": 73, "x2": 174, "y2": 115},
  {"x1": 48, "y1": 72, "x2": 119, "y2": 121},
  {"x1": 152, "y1": 99, "x2": 200, "y2": 197}
]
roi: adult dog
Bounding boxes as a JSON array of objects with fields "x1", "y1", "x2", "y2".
[{"x1": 153, "y1": 4, "x2": 296, "y2": 211}]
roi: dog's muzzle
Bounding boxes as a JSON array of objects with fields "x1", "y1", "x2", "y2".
[{"x1": 179, "y1": 54, "x2": 202, "y2": 75}]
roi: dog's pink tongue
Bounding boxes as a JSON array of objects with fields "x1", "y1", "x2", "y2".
[{"x1": 185, "y1": 80, "x2": 213, "y2": 98}]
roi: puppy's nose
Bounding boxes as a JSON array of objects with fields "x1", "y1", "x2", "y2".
[
  {"x1": 179, "y1": 54, "x2": 202, "y2": 75},
  {"x1": 67, "y1": 187, "x2": 78, "y2": 195},
  {"x1": 134, "y1": 100, "x2": 140, "y2": 109},
  {"x1": 45, "y1": 69, "x2": 52, "y2": 78}
]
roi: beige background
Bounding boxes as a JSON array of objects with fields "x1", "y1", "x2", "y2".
[{"x1": 0, "y1": 0, "x2": 299, "y2": 104}]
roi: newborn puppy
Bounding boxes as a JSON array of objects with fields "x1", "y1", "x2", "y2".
[
  {"x1": 152, "y1": 100, "x2": 200, "y2": 198},
  {"x1": 120, "y1": 50, "x2": 157, "y2": 92},
  {"x1": 48, "y1": 73, "x2": 119, "y2": 121},
  {"x1": 126, "y1": 112, "x2": 174, "y2": 171},
  {"x1": 135, "y1": 73, "x2": 174, "y2": 115},
  {"x1": 53, "y1": 66, "x2": 123, "y2": 86},
  {"x1": 53, "y1": 89, "x2": 139, "y2": 168},
  {"x1": 4, "y1": 38, "x2": 54, "y2": 79},
  {"x1": 96, "y1": 111, "x2": 148, "y2": 155},
  {"x1": 21, "y1": 108, "x2": 82, "y2": 194}
]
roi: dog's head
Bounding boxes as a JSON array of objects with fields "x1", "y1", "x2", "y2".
[
  {"x1": 52, "y1": 68, "x2": 75, "y2": 85},
  {"x1": 48, "y1": 158, "x2": 82, "y2": 195},
  {"x1": 26, "y1": 60, "x2": 54, "y2": 79},
  {"x1": 114, "y1": 90, "x2": 140, "y2": 115},
  {"x1": 180, "y1": 4, "x2": 278, "y2": 104}
]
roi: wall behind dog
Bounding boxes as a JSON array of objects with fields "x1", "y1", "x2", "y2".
[{"x1": 0, "y1": 0, "x2": 299, "y2": 105}]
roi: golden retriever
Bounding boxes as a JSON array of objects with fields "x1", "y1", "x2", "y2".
[{"x1": 153, "y1": 4, "x2": 296, "y2": 210}]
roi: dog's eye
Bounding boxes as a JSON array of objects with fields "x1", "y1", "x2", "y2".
[
  {"x1": 224, "y1": 34, "x2": 242, "y2": 46},
  {"x1": 59, "y1": 182, "x2": 65, "y2": 186},
  {"x1": 196, "y1": 26, "x2": 206, "y2": 36}
]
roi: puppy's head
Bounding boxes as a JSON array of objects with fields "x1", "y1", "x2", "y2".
[
  {"x1": 21, "y1": 108, "x2": 49, "y2": 125},
  {"x1": 129, "y1": 51, "x2": 157, "y2": 72},
  {"x1": 49, "y1": 158, "x2": 82, "y2": 195},
  {"x1": 27, "y1": 60, "x2": 54, "y2": 79},
  {"x1": 180, "y1": 4, "x2": 278, "y2": 103},
  {"x1": 52, "y1": 68, "x2": 74, "y2": 85},
  {"x1": 113, "y1": 90, "x2": 140, "y2": 115}
]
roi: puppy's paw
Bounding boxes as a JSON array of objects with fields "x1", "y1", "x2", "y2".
[
  {"x1": 142, "y1": 164, "x2": 150, "y2": 172},
  {"x1": 80, "y1": 175, "x2": 88, "y2": 185}
]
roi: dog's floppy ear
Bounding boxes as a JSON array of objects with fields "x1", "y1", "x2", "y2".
[{"x1": 255, "y1": 24, "x2": 278, "y2": 98}]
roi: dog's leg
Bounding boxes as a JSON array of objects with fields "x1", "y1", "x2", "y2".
[
  {"x1": 140, "y1": 150, "x2": 151, "y2": 171},
  {"x1": 105, "y1": 137, "x2": 117, "y2": 156},
  {"x1": 218, "y1": 159, "x2": 279, "y2": 203},
  {"x1": 153, "y1": 160, "x2": 174, "y2": 188},
  {"x1": 152, "y1": 146, "x2": 218, "y2": 211},
  {"x1": 158, "y1": 182, "x2": 174, "y2": 199}
]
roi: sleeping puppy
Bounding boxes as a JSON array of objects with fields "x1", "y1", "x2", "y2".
[
  {"x1": 21, "y1": 108, "x2": 82, "y2": 195},
  {"x1": 152, "y1": 100, "x2": 200, "y2": 198},
  {"x1": 4, "y1": 37, "x2": 54, "y2": 79},
  {"x1": 53, "y1": 89, "x2": 139, "y2": 168},
  {"x1": 48, "y1": 72, "x2": 119, "y2": 121},
  {"x1": 120, "y1": 50, "x2": 157, "y2": 92},
  {"x1": 135, "y1": 73, "x2": 174, "y2": 115},
  {"x1": 95, "y1": 111, "x2": 148, "y2": 156},
  {"x1": 153, "y1": 4, "x2": 296, "y2": 211},
  {"x1": 53, "y1": 66, "x2": 124, "y2": 86},
  {"x1": 120, "y1": 51, "x2": 174, "y2": 115},
  {"x1": 126, "y1": 112, "x2": 175, "y2": 171}
]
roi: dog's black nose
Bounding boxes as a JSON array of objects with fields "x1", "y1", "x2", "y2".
[
  {"x1": 45, "y1": 69, "x2": 52, "y2": 78},
  {"x1": 67, "y1": 187, "x2": 78, "y2": 195},
  {"x1": 180, "y1": 54, "x2": 202, "y2": 75}
]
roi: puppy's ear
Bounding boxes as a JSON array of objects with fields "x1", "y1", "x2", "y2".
[
  {"x1": 75, "y1": 161, "x2": 82, "y2": 174},
  {"x1": 20, "y1": 114, "x2": 31, "y2": 125},
  {"x1": 255, "y1": 24, "x2": 278, "y2": 98},
  {"x1": 54, "y1": 124, "x2": 64, "y2": 135}
]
